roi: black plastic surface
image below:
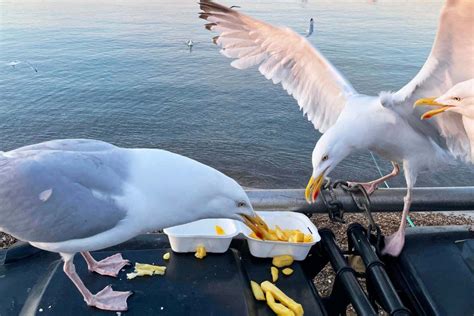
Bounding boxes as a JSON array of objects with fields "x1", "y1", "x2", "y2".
[
  {"x1": 384, "y1": 226, "x2": 474, "y2": 316},
  {"x1": 0, "y1": 235, "x2": 326, "y2": 316}
]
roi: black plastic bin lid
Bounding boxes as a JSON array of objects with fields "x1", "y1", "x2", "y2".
[
  {"x1": 0, "y1": 235, "x2": 327, "y2": 316},
  {"x1": 385, "y1": 226, "x2": 474, "y2": 316}
]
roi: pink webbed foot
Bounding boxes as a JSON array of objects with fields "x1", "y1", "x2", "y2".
[
  {"x1": 347, "y1": 181, "x2": 379, "y2": 195},
  {"x1": 86, "y1": 253, "x2": 130, "y2": 277},
  {"x1": 382, "y1": 229, "x2": 406, "y2": 257},
  {"x1": 85, "y1": 285, "x2": 132, "y2": 311}
]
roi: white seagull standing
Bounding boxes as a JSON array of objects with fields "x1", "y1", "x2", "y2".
[
  {"x1": 0, "y1": 139, "x2": 264, "y2": 311},
  {"x1": 415, "y1": 79, "x2": 474, "y2": 160},
  {"x1": 199, "y1": 0, "x2": 474, "y2": 256}
]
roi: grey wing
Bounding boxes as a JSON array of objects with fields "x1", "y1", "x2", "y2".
[
  {"x1": 0, "y1": 149, "x2": 130, "y2": 243},
  {"x1": 10, "y1": 139, "x2": 118, "y2": 154}
]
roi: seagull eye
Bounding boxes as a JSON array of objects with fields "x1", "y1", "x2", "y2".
[
  {"x1": 237, "y1": 201, "x2": 246, "y2": 208},
  {"x1": 452, "y1": 97, "x2": 461, "y2": 101},
  {"x1": 322, "y1": 155, "x2": 329, "y2": 162}
]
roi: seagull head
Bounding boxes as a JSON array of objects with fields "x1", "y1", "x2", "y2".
[
  {"x1": 305, "y1": 127, "x2": 352, "y2": 203},
  {"x1": 195, "y1": 169, "x2": 268, "y2": 234},
  {"x1": 415, "y1": 79, "x2": 474, "y2": 120}
]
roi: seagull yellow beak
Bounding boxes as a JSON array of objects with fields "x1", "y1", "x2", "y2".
[
  {"x1": 414, "y1": 97, "x2": 453, "y2": 120},
  {"x1": 241, "y1": 213, "x2": 269, "y2": 238},
  {"x1": 305, "y1": 173, "x2": 325, "y2": 203}
]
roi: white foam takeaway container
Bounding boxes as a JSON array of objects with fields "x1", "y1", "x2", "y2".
[
  {"x1": 164, "y1": 218, "x2": 239, "y2": 253},
  {"x1": 240, "y1": 211, "x2": 321, "y2": 260}
]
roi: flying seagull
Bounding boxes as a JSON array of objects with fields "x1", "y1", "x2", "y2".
[
  {"x1": 415, "y1": 78, "x2": 474, "y2": 160},
  {"x1": 199, "y1": 0, "x2": 474, "y2": 256},
  {"x1": 0, "y1": 139, "x2": 264, "y2": 311}
]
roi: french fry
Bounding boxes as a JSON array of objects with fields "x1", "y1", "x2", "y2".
[
  {"x1": 249, "y1": 232, "x2": 262, "y2": 240},
  {"x1": 295, "y1": 231, "x2": 304, "y2": 243},
  {"x1": 274, "y1": 225, "x2": 287, "y2": 241},
  {"x1": 215, "y1": 225, "x2": 225, "y2": 235},
  {"x1": 288, "y1": 234, "x2": 298, "y2": 243},
  {"x1": 195, "y1": 245, "x2": 207, "y2": 259},
  {"x1": 163, "y1": 252, "x2": 170, "y2": 260},
  {"x1": 303, "y1": 234, "x2": 313, "y2": 243},
  {"x1": 272, "y1": 255, "x2": 294, "y2": 268},
  {"x1": 261, "y1": 281, "x2": 304, "y2": 316},
  {"x1": 271, "y1": 266, "x2": 279, "y2": 282},
  {"x1": 266, "y1": 291, "x2": 295, "y2": 316},
  {"x1": 250, "y1": 280, "x2": 266, "y2": 301},
  {"x1": 282, "y1": 268, "x2": 294, "y2": 276},
  {"x1": 127, "y1": 262, "x2": 166, "y2": 279}
]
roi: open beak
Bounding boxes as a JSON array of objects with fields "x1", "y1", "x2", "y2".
[
  {"x1": 414, "y1": 97, "x2": 453, "y2": 120},
  {"x1": 305, "y1": 173, "x2": 325, "y2": 204},
  {"x1": 241, "y1": 213, "x2": 269, "y2": 238}
]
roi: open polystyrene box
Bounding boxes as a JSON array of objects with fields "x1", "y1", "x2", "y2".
[
  {"x1": 164, "y1": 211, "x2": 321, "y2": 260},
  {"x1": 164, "y1": 218, "x2": 239, "y2": 253}
]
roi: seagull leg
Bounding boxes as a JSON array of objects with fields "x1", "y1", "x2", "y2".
[
  {"x1": 61, "y1": 253, "x2": 132, "y2": 311},
  {"x1": 348, "y1": 161, "x2": 400, "y2": 195},
  {"x1": 382, "y1": 181, "x2": 412, "y2": 257},
  {"x1": 81, "y1": 252, "x2": 130, "y2": 277}
]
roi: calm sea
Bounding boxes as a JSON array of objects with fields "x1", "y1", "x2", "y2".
[{"x1": 1, "y1": 0, "x2": 472, "y2": 188}]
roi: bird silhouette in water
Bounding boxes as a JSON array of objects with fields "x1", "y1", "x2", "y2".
[
  {"x1": 306, "y1": 18, "x2": 314, "y2": 37},
  {"x1": 7, "y1": 60, "x2": 38, "y2": 72}
]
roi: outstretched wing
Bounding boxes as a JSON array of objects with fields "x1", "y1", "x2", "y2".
[
  {"x1": 199, "y1": 0, "x2": 356, "y2": 133},
  {"x1": 388, "y1": 0, "x2": 474, "y2": 162}
]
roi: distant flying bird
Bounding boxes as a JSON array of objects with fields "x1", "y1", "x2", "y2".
[
  {"x1": 229, "y1": 5, "x2": 241, "y2": 9},
  {"x1": 415, "y1": 79, "x2": 474, "y2": 160},
  {"x1": 0, "y1": 139, "x2": 263, "y2": 311},
  {"x1": 6, "y1": 60, "x2": 38, "y2": 72},
  {"x1": 306, "y1": 18, "x2": 314, "y2": 37},
  {"x1": 199, "y1": 0, "x2": 474, "y2": 256}
]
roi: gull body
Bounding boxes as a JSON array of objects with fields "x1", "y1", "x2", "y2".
[
  {"x1": 199, "y1": 0, "x2": 474, "y2": 256},
  {"x1": 0, "y1": 139, "x2": 257, "y2": 311}
]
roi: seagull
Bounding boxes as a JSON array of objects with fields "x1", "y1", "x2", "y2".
[
  {"x1": 6, "y1": 60, "x2": 38, "y2": 72},
  {"x1": 186, "y1": 39, "x2": 195, "y2": 52},
  {"x1": 199, "y1": 0, "x2": 474, "y2": 256},
  {"x1": 415, "y1": 79, "x2": 474, "y2": 160},
  {"x1": 0, "y1": 139, "x2": 264, "y2": 311},
  {"x1": 306, "y1": 18, "x2": 314, "y2": 37}
]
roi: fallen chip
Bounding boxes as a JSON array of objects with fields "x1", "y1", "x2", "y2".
[
  {"x1": 271, "y1": 266, "x2": 279, "y2": 283},
  {"x1": 282, "y1": 268, "x2": 294, "y2": 276},
  {"x1": 250, "y1": 280, "x2": 266, "y2": 301},
  {"x1": 272, "y1": 255, "x2": 294, "y2": 268},
  {"x1": 215, "y1": 225, "x2": 225, "y2": 235},
  {"x1": 127, "y1": 262, "x2": 166, "y2": 279},
  {"x1": 195, "y1": 245, "x2": 207, "y2": 259},
  {"x1": 163, "y1": 252, "x2": 170, "y2": 260},
  {"x1": 261, "y1": 281, "x2": 304, "y2": 316},
  {"x1": 266, "y1": 291, "x2": 295, "y2": 316}
]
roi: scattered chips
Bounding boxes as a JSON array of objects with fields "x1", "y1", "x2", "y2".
[{"x1": 127, "y1": 263, "x2": 166, "y2": 279}]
